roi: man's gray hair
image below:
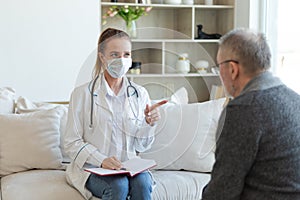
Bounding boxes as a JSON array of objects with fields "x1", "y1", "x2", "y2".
[{"x1": 219, "y1": 28, "x2": 271, "y2": 74}]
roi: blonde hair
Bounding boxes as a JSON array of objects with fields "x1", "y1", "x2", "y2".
[{"x1": 93, "y1": 28, "x2": 130, "y2": 78}]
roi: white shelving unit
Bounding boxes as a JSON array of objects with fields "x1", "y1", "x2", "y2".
[{"x1": 100, "y1": 0, "x2": 235, "y2": 102}]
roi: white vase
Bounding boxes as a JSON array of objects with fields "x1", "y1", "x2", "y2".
[
  {"x1": 176, "y1": 53, "x2": 190, "y2": 73},
  {"x1": 126, "y1": 20, "x2": 137, "y2": 38}
]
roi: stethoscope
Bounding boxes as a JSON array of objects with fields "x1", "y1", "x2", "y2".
[{"x1": 88, "y1": 74, "x2": 139, "y2": 128}]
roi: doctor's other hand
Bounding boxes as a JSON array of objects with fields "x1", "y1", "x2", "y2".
[
  {"x1": 144, "y1": 100, "x2": 168, "y2": 126},
  {"x1": 101, "y1": 156, "x2": 123, "y2": 170}
]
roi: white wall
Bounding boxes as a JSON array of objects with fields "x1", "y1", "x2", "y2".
[
  {"x1": 235, "y1": 0, "x2": 262, "y2": 30},
  {"x1": 0, "y1": 0, "x2": 100, "y2": 101},
  {"x1": 234, "y1": 0, "x2": 278, "y2": 71},
  {"x1": 235, "y1": 0, "x2": 250, "y2": 28}
]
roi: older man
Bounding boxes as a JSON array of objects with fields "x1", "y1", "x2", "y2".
[{"x1": 202, "y1": 28, "x2": 300, "y2": 200}]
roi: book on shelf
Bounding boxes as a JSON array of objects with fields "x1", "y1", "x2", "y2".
[
  {"x1": 210, "y1": 84, "x2": 225, "y2": 100},
  {"x1": 85, "y1": 158, "x2": 156, "y2": 177}
]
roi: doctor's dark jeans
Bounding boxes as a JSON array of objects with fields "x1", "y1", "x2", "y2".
[{"x1": 86, "y1": 171, "x2": 152, "y2": 200}]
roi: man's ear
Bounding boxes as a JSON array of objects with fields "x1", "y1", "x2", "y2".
[{"x1": 230, "y1": 62, "x2": 239, "y2": 81}]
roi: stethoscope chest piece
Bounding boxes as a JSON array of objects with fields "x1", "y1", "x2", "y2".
[{"x1": 88, "y1": 75, "x2": 139, "y2": 128}]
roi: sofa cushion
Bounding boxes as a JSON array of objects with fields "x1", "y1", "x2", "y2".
[
  {"x1": 0, "y1": 87, "x2": 16, "y2": 114},
  {"x1": 151, "y1": 87, "x2": 189, "y2": 105},
  {"x1": 0, "y1": 169, "x2": 210, "y2": 200},
  {"x1": 15, "y1": 96, "x2": 70, "y2": 162},
  {"x1": 152, "y1": 170, "x2": 210, "y2": 199},
  {"x1": 168, "y1": 86, "x2": 189, "y2": 104},
  {"x1": 1, "y1": 170, "x2": 86, "y2": 200},
  {"x1": 0, "y1": 108, "x2": 64, "y2": 176},
  {"x1": 141, "y1": 98, "x2": 225, "y2": 172}
]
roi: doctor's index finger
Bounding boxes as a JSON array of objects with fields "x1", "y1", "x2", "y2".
[{"x1": 149, "y1": 100, "x2": 168, "y2": 111}]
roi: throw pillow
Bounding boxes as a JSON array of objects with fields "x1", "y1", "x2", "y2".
[
  {"x1": 170, "y1": 87, "x2": 188, "y2": 104},
  {"x1": 0, "y1": 87, "x2": 16, "y2": 114},
  {"x1": 140, "y1": 98, "x2": 225, "y2": 172},
  {"x1": 0, "y1": 108, "x2": 64, "y2": 177},
  {"x1": 151, "y1": 87, "x2": 189, "y2": 105},
  {"x1": 16, "y1": 96, "x2": 70, "y2": 162}
]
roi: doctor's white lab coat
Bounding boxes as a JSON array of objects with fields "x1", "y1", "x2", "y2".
[{"x1": 63, "y1": 75, "x2": 156, "y2": 199}]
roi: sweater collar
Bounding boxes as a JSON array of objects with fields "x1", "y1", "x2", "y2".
[{"x1": 240, "y1": 71, "x2": 283, "y2": 96}]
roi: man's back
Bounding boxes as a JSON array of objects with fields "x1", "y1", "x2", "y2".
[
  {"x1": 232, "y1": 85, "x2": 300, "y2": 199},
  {"x1": 203, "y1": 82, "x2": 300, "y2": 200}
]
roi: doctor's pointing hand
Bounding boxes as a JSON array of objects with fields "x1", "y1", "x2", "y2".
[{"x1": 144, "y1": 100, "x2": 168, "y2": 126}]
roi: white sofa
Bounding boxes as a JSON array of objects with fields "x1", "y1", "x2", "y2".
[{"x1": 0, "y1": 87, "x2": 225, "y2": 200}]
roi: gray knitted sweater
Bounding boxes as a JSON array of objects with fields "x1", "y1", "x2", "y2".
[{"x1": 202, "y1": 72, "x2": 300, "y2": 200}]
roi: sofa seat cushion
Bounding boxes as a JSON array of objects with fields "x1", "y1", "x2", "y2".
[
  {"x1": 1, "y1": 170, "x2": 87, "y2": 200},
  {"x1": 1, "y1": 170, "x2": 210, "y2": 200},
  {"x1": 151, "y1": 170, "x2": 211, "y2": 199}
]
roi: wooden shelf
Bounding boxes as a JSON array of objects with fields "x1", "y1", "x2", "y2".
[{"x1": 100, "y1": 0, "x2": 235, "y2": 102}]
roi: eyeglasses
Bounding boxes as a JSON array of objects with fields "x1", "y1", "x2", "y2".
[{"x1": 211, "y1": 59, "x2": 239, "y2": 74}]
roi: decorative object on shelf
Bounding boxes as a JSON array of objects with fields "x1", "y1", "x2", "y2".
[
  {"x1": 102, "y1": 5, "x2": 152, "y2": 38},
  {"x1": 195, "y1": 60, "x2": 209, "y2": 74},
  {"x1": 176, "y1": 53, "x2": 190, "y2": 74},
  {"x1": 129, "y1": 61, "x2": 141, "y2": 74},
  {"x1": 195, "y1": 24, "x2": 222, "y2": 39},
  {"x1": 204, "y1": 0, "x2": 213, "y2": 5},
  {"x1": 211, "y1": 66, "x2": 220, "y2": 75}
]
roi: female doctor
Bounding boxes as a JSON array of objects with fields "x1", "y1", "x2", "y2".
[{"x1": 63, "y1": 28, "x2": 167, "y2": 200}]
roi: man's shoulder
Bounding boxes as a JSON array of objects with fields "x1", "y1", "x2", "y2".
[{"x1": 230, "y1": 85, "x2": 298, "y2": 106}]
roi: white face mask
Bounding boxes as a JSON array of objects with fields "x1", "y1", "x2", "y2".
[{"x1": 106, "y1": 57, "x2": 132, "y2": 78}]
